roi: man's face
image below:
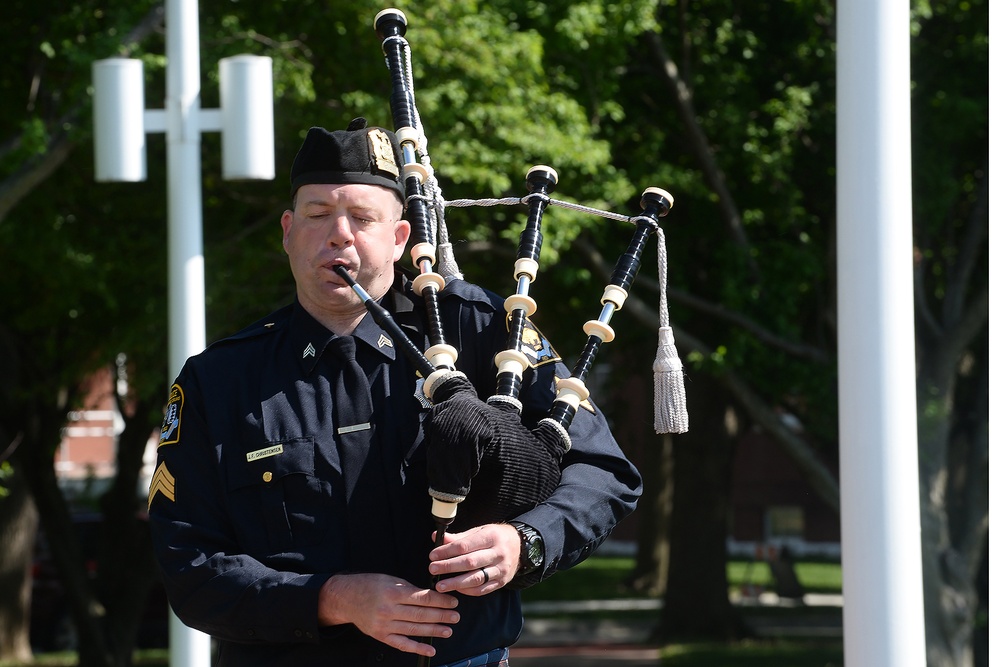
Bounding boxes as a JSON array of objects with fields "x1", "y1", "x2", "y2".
[{"x1": 281, "y1": 183, "x2": 409, "y2": 321}]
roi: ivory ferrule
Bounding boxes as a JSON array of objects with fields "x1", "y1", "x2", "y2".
[
  {"x1": 513, "y1": 257, "x2": 539, "y2": 282},
  {"x1": 411, "y1": 272, "x2": 446, "y2": 297},
  {"x1": 583, "y1": 319, "x2": 615, "y2": 343},
  {"x1": 403, "y1": 162, "x2": 430, "y2": 181},
  {"x1": 504, "y1": 293, "x2": 537, "y2": 317},
  {"x1": 425, "y1": 343, "x2": 459, "y2": 369},
  {"x1": 494, "y1": 349, "x2": 530, "y2": 375},
  {"x1": 642, "y1": 186, "x2": 674, "y2": 209},
  {"x1": 410, "y1": 242, "x2": 437, "y2": 267},
  {"x1": 430, "y1": 497, "x2": 460, "y2": 519},
  {"x1": 397, "y1": 125, "x2": 420, "y2": 146},
  {"x1": 600, "y1": 284, "x2": 628, "y2": 309},
  {"x1": 554, "y1": 376, "x2": 590, "y2": 407}
]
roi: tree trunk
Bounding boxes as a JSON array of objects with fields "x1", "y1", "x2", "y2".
[
  {"x1": 918, "y1": 342, "x2": 988, "y2": 667},
  {"x1": 96, "y1": 392, "x2": 162, "y2": 667},
  {"x1": 16, "y1": 399, "x2": 115, "y2": 667},
  {"x1": 603, "y1": 362, "x2": 674, "y2": 598},
  {"x1": 626, "y1": 432, "x2": 672, "y2": 597},
  {"x1": 655, "y1": 373, "x2": 747, "y2": 640},
  {"x1": 0, "y1": 438, "x2": 38, "y2": 663}
]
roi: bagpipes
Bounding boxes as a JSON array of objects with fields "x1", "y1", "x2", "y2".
[{"x1": 352, "y1": 7, "x2": 689, "y2": 559}]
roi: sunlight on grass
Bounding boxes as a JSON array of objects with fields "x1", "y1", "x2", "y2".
[{"x1": 727, "y1": 560, "x2": 842, "y2": 594}]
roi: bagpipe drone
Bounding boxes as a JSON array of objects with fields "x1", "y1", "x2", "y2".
[{"x1": 341, "y1": 7, "x2": 689, "y2": 579}]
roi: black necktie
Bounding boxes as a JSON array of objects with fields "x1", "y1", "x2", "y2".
[{"x1": 328, "y1": 336, "x2": 393, "y2": 571}]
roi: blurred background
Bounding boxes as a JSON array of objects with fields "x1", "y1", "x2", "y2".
[{"x1": 0, "y1": 1, "x2": 987, "y2": 666}]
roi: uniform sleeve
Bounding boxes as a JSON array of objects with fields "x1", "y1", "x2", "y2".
[
  {"x1": 148, "y1": 364, "x2": 332, "y2": 645},
  {"x1": 514, "y1": 378, "x2": 642, "y2": 585}
]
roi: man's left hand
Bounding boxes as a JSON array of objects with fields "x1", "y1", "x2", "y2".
[{"x1": 427, "y1": 524, "x2": 521, "y2": 595}]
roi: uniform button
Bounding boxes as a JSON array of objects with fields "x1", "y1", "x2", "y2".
[
  {"x1": 294, "y1": 629, "x2": 303, "y2": 637},
  {"x1": 263, "y1": 471, "x2": 273, "y2": 482},
  {"x1": 247, "y1": 629, "x2": 255, "y2": 637},
  {"x1": 375, "y1": 653, "x2": 385, "y2": 662}
]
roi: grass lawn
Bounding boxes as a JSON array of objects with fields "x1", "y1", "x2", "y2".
[
  {"x1": 729, "y1": 560, "x2": 843, "y2": 594},
  {"x1": 0, "y1": 652, "x2": 169, "y2": 667},
  {"x1": 521, "y1": 556, "x2": 844, "y2": 604},
  {"x1": 662, "y1": 640, "x2": 843, "y2": 666}
]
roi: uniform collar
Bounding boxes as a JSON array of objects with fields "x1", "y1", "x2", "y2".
[{"x1": 291, "y1": 298, "x2": 400, "y2": 375}]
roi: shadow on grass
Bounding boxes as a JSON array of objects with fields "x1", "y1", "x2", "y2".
[
  {"x1": 662, "y1": 640, "x2": 843, "y2": 666},
  {"x1": 0, "y1": 650, "x2": 169, "y2": 667}
]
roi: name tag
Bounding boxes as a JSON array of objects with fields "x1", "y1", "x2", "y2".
[
  {"x1": 337, "y1": 422, "x2": 371, "y2": 435},
  {"x1": 246, "y1": 444, "x2": 284, "y2": 462}
]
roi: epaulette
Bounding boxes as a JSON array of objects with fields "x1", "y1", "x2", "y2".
[
  {"x1": 439, "y1": 276, "x2": 502, "y2": 311},
  {"x1": 204, "y1": 304, "x2": 293, "y2": 351},
  {"x1": 393, "y1": 270, "x2": 501, "y2": 313}
]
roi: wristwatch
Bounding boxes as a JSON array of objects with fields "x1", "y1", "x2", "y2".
[{"x1": 510, "y1": 521, "x2": 544, "y2": 575}]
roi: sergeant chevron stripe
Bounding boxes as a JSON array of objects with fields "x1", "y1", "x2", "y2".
[{"x1": 147, "y1": 461, "x2": 176, "y2": 509}]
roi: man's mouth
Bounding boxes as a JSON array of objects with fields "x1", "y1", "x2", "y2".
[{"x1": 325, "y1": 261, "x2": 355, "y2": 281}]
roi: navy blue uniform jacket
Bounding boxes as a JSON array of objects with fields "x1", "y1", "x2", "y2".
[{"x1": 148, "y1": 274, "x2": 642, "y2": 666}]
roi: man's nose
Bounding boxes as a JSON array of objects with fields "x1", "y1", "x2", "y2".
[{"x1": 327, "y1": 215, "x2": 355, "y2": 246}]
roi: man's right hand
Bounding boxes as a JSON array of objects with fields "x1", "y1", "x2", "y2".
[{"x1": 317, "y1": 573, "x2": 460, "y2": 657}]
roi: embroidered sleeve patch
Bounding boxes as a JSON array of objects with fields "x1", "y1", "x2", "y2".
[
  {"x1": 147, "y1": 461, "x2": 176, "y2": 509},
  {"x1": 516, "y1": 318, "x2": 561, "y2": 368},
  {"x1": 159, "y1": 384, "x2": 184, "y2": 446}
]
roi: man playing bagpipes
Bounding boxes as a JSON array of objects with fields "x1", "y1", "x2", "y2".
[{"x1": 147, "y1": 119, "x2": 643, "y2": 667}]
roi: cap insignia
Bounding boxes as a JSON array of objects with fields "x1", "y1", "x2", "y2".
[{"x1": 368, "y1": 128, "x2": 400, "y2": 178}]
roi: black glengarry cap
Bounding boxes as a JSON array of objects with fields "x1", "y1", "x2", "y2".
[{"x1": 289, "y1": 117, "x2": 404, "y2": 202}]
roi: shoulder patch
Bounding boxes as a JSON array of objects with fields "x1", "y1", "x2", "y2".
[
  {"x1": 159, "y1": 384, "x2": 184, "y2": 446},
  {"x1": 516, "y1": 318, "x2": 561, "y2": 368}
]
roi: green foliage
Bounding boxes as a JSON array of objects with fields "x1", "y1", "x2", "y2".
[
  {"x1": 0, "y1": 0, "x2": 984, "y2": 458},
  {"x1": 0, "y1": 461, "x2": 11, "y2": 498}
]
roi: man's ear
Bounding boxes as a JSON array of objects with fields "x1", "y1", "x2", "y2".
[
  {"x1": 393, "y1": 219, "x2": 411, "y2": 262},
  {"x1": 280, "y1": 210, "x2": 293, "y2": 249}
]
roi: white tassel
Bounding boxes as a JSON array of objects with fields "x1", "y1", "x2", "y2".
[
  {"x1": 653, "y1": 325, "x2": 688, "y2": 434},
  {"x1": 653, "y1": 227, "x2": 688, "y2": 434}
]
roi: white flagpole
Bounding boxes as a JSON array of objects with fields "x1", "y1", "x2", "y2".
[
  {"x1": 164, "y1": 0, "x2": 213, "y2": 664},
  {"x1": 836, "y1": 1, "x2": 927, "y2": 665}
]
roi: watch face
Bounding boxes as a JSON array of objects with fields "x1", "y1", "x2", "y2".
[
  {"x1": 517, "y1": 524, "x2": 544, "y2": 570},
  {"x1": 526, "y1": 537, "x2": 543, "y2": 566}
]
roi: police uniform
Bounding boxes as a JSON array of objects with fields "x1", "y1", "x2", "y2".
[{"x1": 147, "y1": 121, "x2": 642, "y2": 666}]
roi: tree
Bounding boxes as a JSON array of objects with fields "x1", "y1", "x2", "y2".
[{"x1": 584, "y1": 2, "x2": 987, "y2": 663}]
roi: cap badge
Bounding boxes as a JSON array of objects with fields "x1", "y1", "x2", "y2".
[{"x1": 368, "y1": 128, "x2": 400, "y2": 178}]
